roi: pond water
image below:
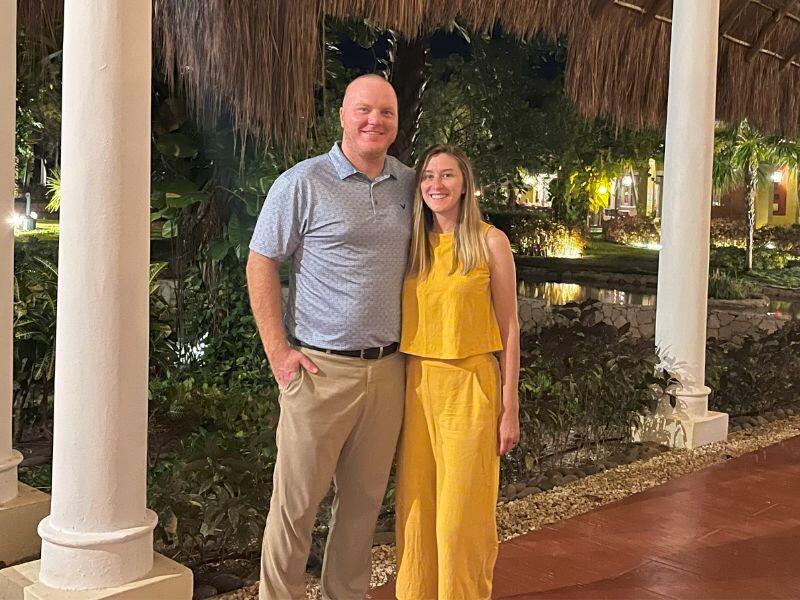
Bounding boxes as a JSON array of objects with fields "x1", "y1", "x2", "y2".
[
  {"x1": 517, "y1": 279, "x2": 800, "y2": 320},
  {"x1": 517, "y1": 280, "x2": 656, "y2": 307}
]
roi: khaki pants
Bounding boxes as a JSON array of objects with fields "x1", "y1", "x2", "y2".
[{"x1": 259, "y1": 348, "x2": 405, "y2": 600}]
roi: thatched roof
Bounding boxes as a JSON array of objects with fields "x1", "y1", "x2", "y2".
[{"x1": 20, "y1": 1, "x2": 800, "y2": 142}]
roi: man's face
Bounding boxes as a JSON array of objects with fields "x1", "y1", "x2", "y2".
[{"x1": 339, "y1": 78, "x2": 399, "y2": 160}]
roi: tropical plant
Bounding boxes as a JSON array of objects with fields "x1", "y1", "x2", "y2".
[
  {"x1": 45, "y1": 167, "x2": 61, "y2": 212},
  {"x1": 713, "y1": 120, "x2": 799, "y2": 270}
]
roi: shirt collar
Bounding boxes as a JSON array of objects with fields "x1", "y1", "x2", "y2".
[{"x1": 328, "y1": 142, "x2": 397, "y2": 181}]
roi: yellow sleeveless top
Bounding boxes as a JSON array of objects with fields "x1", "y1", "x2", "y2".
[{"x1": 400, "y1": 222, "x2": 503, "y2": 359}]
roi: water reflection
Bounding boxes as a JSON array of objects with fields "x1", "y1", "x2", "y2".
[
  {"x1": 518, "y1": 279, "x2": 799, "y2": 319},
  {"x1": 517, "y1": 280, "x2": 656, "y2": 307},
  {"x1": 768, "y1": 300, "x2": 800, "y2": 320}
]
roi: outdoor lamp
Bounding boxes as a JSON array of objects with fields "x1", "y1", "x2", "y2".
[
  {"x1": 621, "y1": 175, "x2": 633, "y2": 187},
  {"x1": 771, "y1": 170, "x2": 783, "y2": 184}
]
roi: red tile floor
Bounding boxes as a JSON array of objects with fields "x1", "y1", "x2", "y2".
[{"x1": 372, "y1": 435, "x2": 800, "y2": 599}]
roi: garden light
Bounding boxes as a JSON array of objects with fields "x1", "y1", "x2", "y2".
[
  {"x1": 621, "y1": 175, "x2": 633, "y2": 187},
  {"x1": 598, "y1": 185, "x2": 608, "y2": 195},
  {"x1": 30, "y1": 211, "x2": 38, "y2": 220},
  {"x1": 771, "y1": 170, "x2": 783, "y2": 184},
  {"x1": 7, "y1": 213, "x2": 24, "y2": 228}
]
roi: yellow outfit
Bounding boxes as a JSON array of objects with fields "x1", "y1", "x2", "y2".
[{"x1": 396, "y1": 223, "x2": 503, "y2": 600}]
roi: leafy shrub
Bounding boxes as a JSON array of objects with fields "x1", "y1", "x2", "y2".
[
  {"x1": 710, "y1": 219, "x2": 746, "y2": 248},
  {"x1": 759, "y1": 224, "x2": 800, "y2": 257},
  {"x1": 710, "y1": 245, "x2": 791, "y2": 271},
  {"x1": 12, "y1": 243, "x2": 58, "y2": 441},
  {"x1": 709, "y1": 246, "x2": 746, "y2": 271},
  {"x1": 707, "y1": 321, "x2": 800, "y2": 416},
  {"x1": 147, "y1": 258, "x2": 280, "y2": 563},
  {"x1": 485, "y1": 209, "x2": 587, "y2": 257},
  {"x1": 707, "y1": 269, "x2": 760, "y2": 300},
  {"x1": 711, "y1": 219, "x2": 800, "y2": 258},
  {"x1": 602, "y1": 215, "x2": 660, "y2": 247},
  {"x1": 504, "y1": 301, "x2": 661, "y2": 481}
]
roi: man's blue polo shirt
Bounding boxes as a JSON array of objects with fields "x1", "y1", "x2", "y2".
[{"x1": 249, "y1": 143, "x2": 415, "y2": 349}]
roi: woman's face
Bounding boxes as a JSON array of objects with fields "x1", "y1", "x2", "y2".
[{"x1": 420, "y1": 153, "x2": 465, "y2": 224}]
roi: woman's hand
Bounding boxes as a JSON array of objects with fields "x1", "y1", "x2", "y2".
[{"x1": 497, "y1": 404, "x2": 520, "y2": 456}]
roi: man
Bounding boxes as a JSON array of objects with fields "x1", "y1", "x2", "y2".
[{"x1": 247, "y1": 74, "x2": 414, "y2": 599}]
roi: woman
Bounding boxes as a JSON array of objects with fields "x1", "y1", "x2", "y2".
[{"x1": 395, "y1": 145, "x2": 520, "y2": 600}]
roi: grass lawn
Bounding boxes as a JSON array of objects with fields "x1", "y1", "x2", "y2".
[
  {"x1": 746, "y1": 267, "x2": 800, "y2": 291},
  {"x1": 13, "y1": 220, "x2": 60, "y2": 242},
  {"x1": 516, "y1": 235, "x2": 660, "y2": 275}
]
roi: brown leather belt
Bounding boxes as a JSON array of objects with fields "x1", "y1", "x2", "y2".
[{"x1": 289, "y1": 336, "x2": 399, "y2": 360}]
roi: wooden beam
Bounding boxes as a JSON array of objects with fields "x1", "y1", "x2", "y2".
[
  {"x1": 719, "y1": 0, "x2": 751, "y2": 36},
  {"x1": 746, "y1": 0, "x2": 798, "y2": 61},
  {"x1": 637, "y1": 0, "x2": 669, "y2": 26}
]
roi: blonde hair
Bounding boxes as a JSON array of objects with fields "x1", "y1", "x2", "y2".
[{"x1": 407, "y1": 145, "x2": 488, "y2": 279}]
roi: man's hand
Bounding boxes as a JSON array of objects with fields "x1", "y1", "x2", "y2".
[{"x1": 269, "y1": 344, "x2": 318, "y2": 388}]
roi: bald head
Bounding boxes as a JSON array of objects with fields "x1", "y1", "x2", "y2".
[
  {"x1": 342, "y1": 74, "x2": 397, "y2": 108},
  {"x1": 339, "y1": 75, "x2": 399, "y2": 167}
]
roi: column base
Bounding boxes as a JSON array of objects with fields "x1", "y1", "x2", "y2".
[
  {"x1": 634, "y1": 410, "x2": 729, "y2": 449},
  {"x1": 0, "y1": 483, "x2": 50, "y2": 566},
  {"x1": 0, "y1": 553, "x2": 193, "y2": 600}
]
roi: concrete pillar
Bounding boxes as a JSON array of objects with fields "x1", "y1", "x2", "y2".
[
  {"x1": 638, "y1": 0, "x2": 728, "y2": 449},
  {"x1": 0, "y1": 1, "x2": 190, "y2": 596},
  {"x1": 0, "y1": 0, "x2": 21, "y2": 507},
  {"x1": 0, "y1": 0, "x2": 51, "y2": 566}
]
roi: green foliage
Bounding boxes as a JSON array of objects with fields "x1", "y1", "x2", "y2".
[
  {"x1": 148, "y1": 259, "x2": 280, "y2": 563},
  {"x1": 710, "y1": 245, "x2": 791, "y2": 272},
  {"x1": 707, "y1": 321, "x2": 800, "y2": 416},
  {"x1": 505, "y1": 301, "x2": 663, "y2": 480},
  {"x1": 713, "y1": 121, "x2": 800, "y2": 270},
  {"x1": 707, "y1": 269, "x2": 760, "y2": 300},
  {"x1": 602, "y1": 215, "x2": 660, "y2": 247},
  {"x1": 45, "y1": 168, "x2": 61, "y2": 212},
  {"x1": 12, "y1": 242, "x2": 59, "y2": 440},
  {"x1": 12, "y1": 240, "x2": 178, "y2": 442},
  {"x1": 484, "y1": 209, "x2": 587, "y2": 257},
  {"x1": 416, "y1": 32, "x2": 663, "y2": 215},
  {"x1": 16, "y1": 27, "x2": 63, "y2": 191}
]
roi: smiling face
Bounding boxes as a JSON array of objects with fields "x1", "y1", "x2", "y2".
[
  {"x1": 339, "y1": 76, "x2": 398, "y2": 162},
  {"x1": 420, "y1": 153, "x2": 466, "y2": 229}
]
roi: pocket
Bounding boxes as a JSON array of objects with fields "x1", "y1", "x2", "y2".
[{"x1": 279, "y1": 368, "x2": 304, "y2": 396}]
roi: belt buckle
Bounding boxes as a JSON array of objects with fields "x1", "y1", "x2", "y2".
[{"x1": 360, "y1": 346, "x2": 385, "y2": 360}]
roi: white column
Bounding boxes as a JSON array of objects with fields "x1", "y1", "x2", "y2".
[
  {"x1": 651, "y1": 0, "x2": 728, "y2": 447},
  {"x1": 0, "y1": 0, "x2": 22, "y2": 505},
  {"x1": 36, "y1": 0, "x2": 156, "y2": 589}
]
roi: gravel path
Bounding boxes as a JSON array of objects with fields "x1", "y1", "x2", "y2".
[{"x1": 220, "y1": 416, "x2": 800, "y2": 599}]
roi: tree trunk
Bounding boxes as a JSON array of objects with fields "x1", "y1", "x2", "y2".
[
  {"x1": 506, "y1": 180, "x2": 516, "y2": 208},
  {"x1": 744, "y1": 164, "x2": 758, "y2": 271},
  {"x1": 388, "y1": 36, "x2": 428, "y2": 167},
  {"x1": 635, "y1": 163, "x2": 649, "y2": 216}
]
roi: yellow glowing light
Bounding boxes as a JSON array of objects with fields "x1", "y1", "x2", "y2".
[{"x1": 598, "y1": 185, "x2": 608, "y2": 195}]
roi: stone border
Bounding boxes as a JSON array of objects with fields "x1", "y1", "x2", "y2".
[{"x1": 517, "y1": 296, "x2": 790, "y2": 345}]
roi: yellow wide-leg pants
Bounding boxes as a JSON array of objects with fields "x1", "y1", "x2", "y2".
[{"x1": 395, "y1": 353, "x2": 501, "y2": 600}]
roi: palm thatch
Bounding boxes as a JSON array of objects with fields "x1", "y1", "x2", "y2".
[{"x1": 19, "y1": 0, "x2": 800, "y2": 143}]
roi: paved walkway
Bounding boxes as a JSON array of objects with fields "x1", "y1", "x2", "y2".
[{"x1": 373, "y1": 435, "x2": 800, "y2": 599}]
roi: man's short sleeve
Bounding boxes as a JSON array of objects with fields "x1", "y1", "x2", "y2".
[{"x1": 249, "y1": 173, "x2": 306, "y2": 262}]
